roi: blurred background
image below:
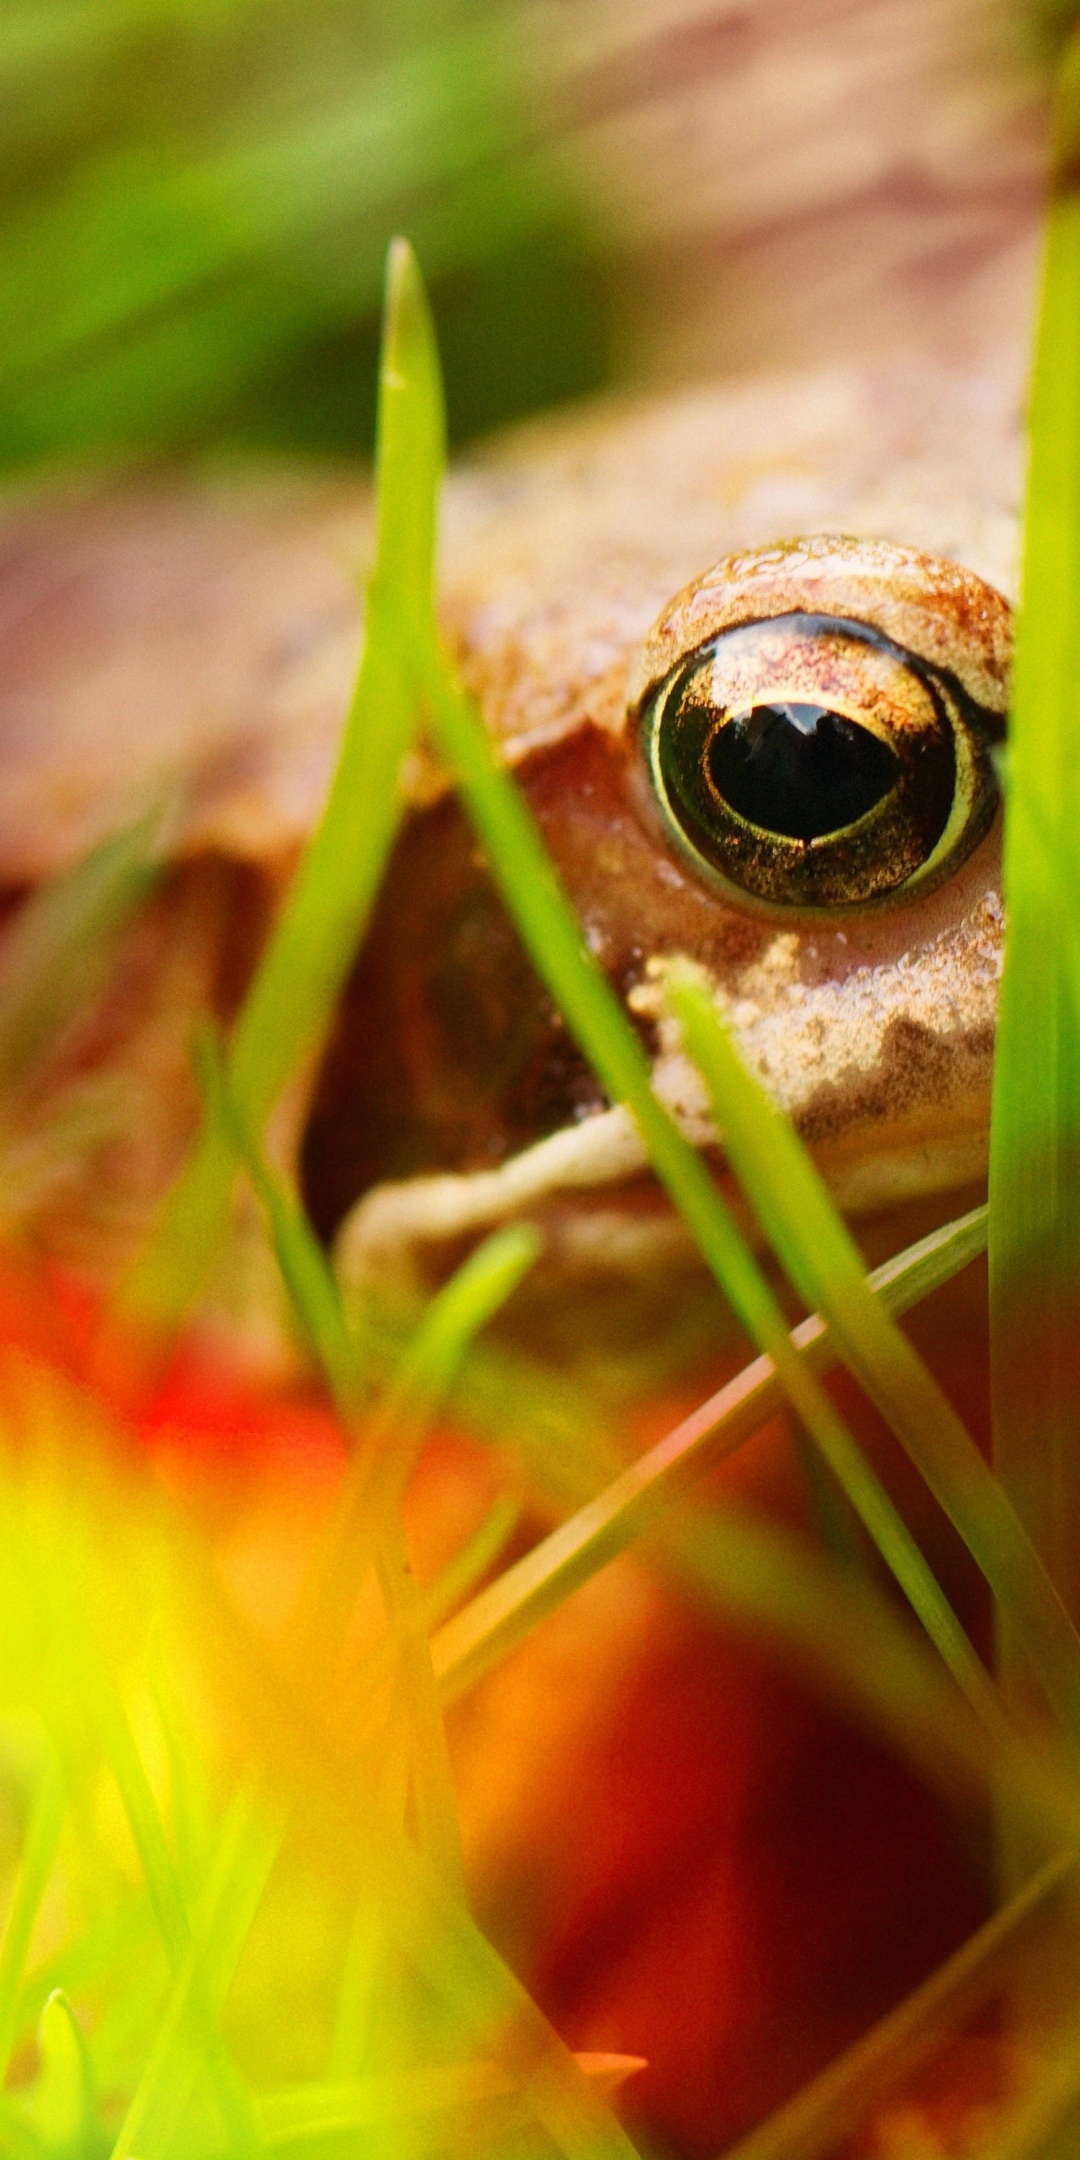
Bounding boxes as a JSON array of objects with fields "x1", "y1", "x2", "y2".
[{"x1": 0, "y1": 0, "x2": 1063, "y2": 474}]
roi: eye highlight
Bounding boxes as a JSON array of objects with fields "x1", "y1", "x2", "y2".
[{"x1": 640, "y1": 601, "x2": 1002, "y2": 911}]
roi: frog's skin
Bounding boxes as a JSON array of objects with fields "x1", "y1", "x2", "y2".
[{"x1": 0, "y1": 359, "x2": 1020, "y2": 1287}]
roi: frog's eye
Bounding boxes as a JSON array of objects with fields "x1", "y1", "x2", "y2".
[{"x1": 632, "y1": 540, "x2": 1009, "y2": 912}]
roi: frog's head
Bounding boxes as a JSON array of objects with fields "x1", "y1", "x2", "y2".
[
  {"x1": 0, "y1": 366, "x2": 1015, "y2": 1301},
  {"x1": 620, "y1": 532, "x2": 1007, "y2": 1211},
  {"x1": 318, "y1": 420, "x2": 1012, "y2": 1293}
]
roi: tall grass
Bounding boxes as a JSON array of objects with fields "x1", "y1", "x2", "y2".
[
  {"x1": 2, "y1": 50, "x2": 1080, "y2": 2144},
  {"x1": 990, "y1": 34, "x2": 1080, "y2": 1626}
]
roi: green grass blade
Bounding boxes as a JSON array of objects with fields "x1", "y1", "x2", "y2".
[
  {"x1": 300, "y1": 1221, "x2": 541, "y2": 1659},
  {"x1": 375, "y1": 1517, "x2": 468, "y2": 1902},
  {"x1": 419, "y1": 651, "x2": 749, "y2": 1276},
  {"x1": 442, "y1": 1498, "x2": 1053, "y2": 1834},
  {"x1": 121, "y1": 235, "x2": 443, "y2": 1333},
  {"x1": 69, "y1": 1623, "x2": 263, "y2": 2156},
  {"x1": 346, "y1": 1287, "x2": 615, "y2": 1505},
  {"x1": 420, "y1": 650, "x2": 1007, "y2": 1740},
  {"x1": 417, "y1": 1495, "x2": 524, "y2": 1635},
  {"x1": 193, "y1": 1026, "x2": 364, "y2": 1419},
  {"x1": 665, "y1": 967, "x2": 1080, "y2": 1741},
  {"x1": 195, "y1": 1023, "x2": 536, "y2": 1900},
  {"x1": 990, "y1": 36, "x2": 1080, "y2": 1626},
  {"x1": 83, "y1": 1674, "x2": 189, "y2": 1974},
  {"x1": 147, "y1": 1626, "x2": 215, "y2": 1905},
  {"x1": 196, "y1": 1033, "x2": 492, "y2": 1898},
  {"x1": 432, "y1": 1208, "x2": 991, "y2": 1709},
  {"x1": 108, "y1": 1781, "x2": 280, "y2": 2160},
  {"x1": 32, "y1": 1988, "x2": 99, "y2": 2155},
  {"x1": 0, "y1": 1744, "x2": 64, "y2": 2087},
  {"x1": 365, "y1": 1225, "x2": 543, "y2": 1469}
]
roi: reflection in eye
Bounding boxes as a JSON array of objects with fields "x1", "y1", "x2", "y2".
[{"x1": 642, "y1": 612, "x2": 1000, "y2": 909}]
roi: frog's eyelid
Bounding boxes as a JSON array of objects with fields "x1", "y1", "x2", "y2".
[{"x1": 627, "y1": 535, "x2": 1012, "y2": 725}]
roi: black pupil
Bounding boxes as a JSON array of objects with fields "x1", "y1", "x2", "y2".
[{"x1": 705, "y1": 700, "x2": 900, "y2": 842}]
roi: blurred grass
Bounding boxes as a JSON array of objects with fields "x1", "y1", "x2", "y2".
[
  {"x1": 122, "y1": 237, "x2": 445, "y2": 1332},
  {"x1": 0, "y1": 0, "x2": 611, "y2": 469},
  {"x1": 2, "y1": 9, "x2": 1080, "y2": 2148},
  {"x1": 990, "y1": 29, "x2": 1080, "y2": 1627},
  {"x1": 0, "y1": 1356, "x2": 644, "y2": 2160},
  {"x1": 986, "y1": 19, "x2": 1080, "y2": 2075}
]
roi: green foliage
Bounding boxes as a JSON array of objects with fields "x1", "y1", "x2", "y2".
[
  {"x1": 990, "y1": 31, "x2": 1080, "y2": 1626},
  {"x1": 432, "y1": 1207, "x2": 997, "y2": 1708},
  {"x1": 0, "y1": 0, "x2": 608, "y2": 467}
]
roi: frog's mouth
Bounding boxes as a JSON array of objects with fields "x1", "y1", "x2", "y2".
[{"x1": 333, "y1": 1088, "x2": 990, "y2": 1298}]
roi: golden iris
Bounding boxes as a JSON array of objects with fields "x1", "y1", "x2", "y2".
[{"x1": 642, "y1": 612, "x2": 1000, "y2": 909}]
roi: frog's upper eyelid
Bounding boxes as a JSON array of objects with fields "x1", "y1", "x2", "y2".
[{"x1": 626, "y1": 534, "x2": 1012, "y2": 723}]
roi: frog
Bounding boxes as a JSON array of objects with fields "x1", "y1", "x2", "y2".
[
  {"x1": 0, "y1": 354, "x2": 1025, "y2": 2157},
  {"x1": 0, "y1": 353, "x2": 1019, "y2": 1312}
]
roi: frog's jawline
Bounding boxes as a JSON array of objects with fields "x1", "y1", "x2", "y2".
[{"x1": 305, "y1": 721, "x2": 997, "y2": 1288}]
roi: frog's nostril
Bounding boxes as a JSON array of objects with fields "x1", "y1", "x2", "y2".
[{"x1": 706, "y1": 700, "x2": 901, "y2": 842}]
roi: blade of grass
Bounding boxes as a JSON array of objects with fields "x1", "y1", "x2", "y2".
[
  {"x1": 418, "y1": 649, "x2": 1015, "y2": 1743},
  {"x1": 431, "y1": 1206, "x2": 990, "y2": 1706},
  {"x1": 294, "y1": 1221, "x2": 540, "y2": 1898},
  {"x1": 196, "y1": 1028, "x2": 538, "y2": 1898},
  {"x1": 664, "y1": 966, "x2": 1080, "y2": 1742},
  {"x1": 76, "y1": 1651, "x2": 263, "y2": 2158},
  {"x1": 438, "y1": 1497, "x2": 1065, "y2": 1834},
  {"x1": 721, "y1": 1845, "x2": 1078, "y2": 2160},
  {"x1": 192, "y1": 1025, "x2": 364, "y2": 1417},
  {"x1": 120, "y1": 234, "x2": 443, "y2": 1334},
  {"x1": 329, "y1": 1891, "x2": 389, "y2": 2083},
  {"x1": 375, "y1": 1515, "x2": 468, "y2": 1901},
  {"x1": 986, "y1": 35, "x2": 1080, "y2": 2052},
  {"x1": 31, "y1": 1989, "x2": 99, "y2": 2157},
  {"x1": 147, "y1": 1624, "x2": 215, "y2": 1905},
  {"x1": 193, "y1": 1016, "x2": 540, "y2": 1649},
  {"x1": 0, "y1": 1743, "x2": 64, "y2": 2087},
  {"x1": 416, "y1": 1495, "x2": 524, "y2": 1637},
  {"x1": 347, "y1": 1284, "x2": 615, "y2": 1507},
  {"x1": 990, "y1": 35, "x2": 1080, "y2": 1623},
  {"x1": 108, "y1": 1778, "x2": 280, "y2": 2160},
  {"x1": 300, "y1": 1222, "x2": 541, "y2": 1655},
  {"x1": 254, "y1": 2051, "x2": 646, "y2": 2152}
]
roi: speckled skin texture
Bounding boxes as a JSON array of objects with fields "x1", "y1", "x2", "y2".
[
  {"x1": 313, "y1": 375, "x2": 1019, "y2": 1263},
  {"x1": 0, "y1": 360, "x2": 1021, "y2": 1274}
]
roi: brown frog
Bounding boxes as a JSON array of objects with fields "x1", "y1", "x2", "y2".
[
  {"x1": 0, "y1": 357, "x2": 1026, "y2": 2156},
  {"x1": 0, "y1": 356, "x2": 1019, "y2": 1301}
]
